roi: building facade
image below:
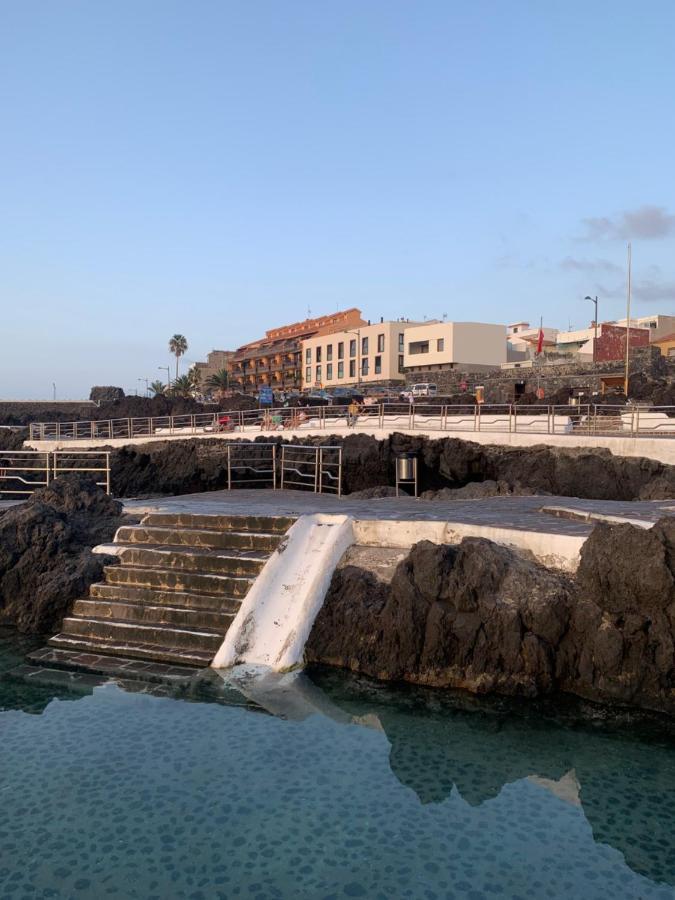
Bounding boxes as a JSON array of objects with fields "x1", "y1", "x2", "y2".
[
  {"x1": 230, "y1": 308, "x2": 365, "y2": 393},
  {"x1": 300, "y1": 319, "x2": 417, "y2": 390},
  {"x1": 192, "y1": 350, "x2": 235, "y2": 387},
  {"x1": 403, "y1": 321, "x2": 507, "y2": 374}
]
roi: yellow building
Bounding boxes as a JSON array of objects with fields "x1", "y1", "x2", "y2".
[{"x1": 301, "y1": 319, "x2": 417, "y2": 389}]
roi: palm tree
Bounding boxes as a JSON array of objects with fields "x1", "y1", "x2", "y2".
[
  {"x1": 187, "y1": 365, "x2": 202, "y2": 392},
  {"x1": 149, "y1": 380, "x2": 166, "y2": 396},
  {"x1": 168, "y1": 334, "x2": 188, "y2": 380},
  {"x1": 169, "y1": 374, "x2": 194, "y2": 398},
  {"x1": 204, "y1": 368, "x2": 230, "y2": 398}
]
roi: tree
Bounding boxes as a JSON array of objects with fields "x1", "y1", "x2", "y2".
[
  {"x1": 149, "y1": 380, "x2": 166, "y2": 396},
  {"x1": 169, "y1": 374, "x2": 194, "y2": 398},
  {"x1": 169, "y1": 334, "x2": 188, "y2": 380},
  {"x1": 204, "y1": 368, "x2": 230, "y2": 398},
  {"x1": 187, "y1": 364, "x2": 202, "y2": 392}
]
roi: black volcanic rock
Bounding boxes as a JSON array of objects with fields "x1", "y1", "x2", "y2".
[
  {"x1": 307, "y1": 520, "x2": 675, "y2": 716},
  {"x1": 0, "y1": 475, "x2": 124, "y2": 633}
]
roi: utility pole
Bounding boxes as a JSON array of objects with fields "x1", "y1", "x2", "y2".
[{"x1": 624, "y1": 243, "x2": 632, "y2": 397}]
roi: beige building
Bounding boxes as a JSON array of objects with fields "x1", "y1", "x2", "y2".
[
  {"x1": 301, "y1": 319, "x2": 415, "y2": 389},
  {"x1": 614, "y1": 314, "x2": 675, "y2": 342},
  {"x1": 404, "y1": 321, "x2": 506, "y2": 373}
]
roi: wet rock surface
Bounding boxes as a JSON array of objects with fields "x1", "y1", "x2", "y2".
[
  {"x1": 306, "y1": 518, "x2": 675, "y2": 715},
  {"x1": 0, "y1": 476, "x2": 124, "y2": 633}
]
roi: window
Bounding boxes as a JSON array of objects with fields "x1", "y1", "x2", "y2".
[
  {"x1": 337, "y1": 342, "x2": 344, "y2": 359},
  {"x1": 361, "y1": 358, "x2": 369, "y2": 376},
  {"x1": 316, "y1": 365, "x2": 322, "y2": 383},
  {"x1": 337, "y1": 361, "x2": 344, "y2": 378},
  {"x1": 349, "y1": 360, "x2": 356, "y2": 378},
  {"x1": 398, "y1": 354, "x2": 404, "y2": 373},
  {"x1": 361, "y1": 336, "x2": 369, "y2": 355},
  {"x1": 349, "y1": 339, "x2": 356, "y2": 358},
  {"x1": 326, "y1": 344, "x2": 333, "y2": 361},
  {"x1": 326, "y1": 363, "x2": 333, "y2": 380},
  {"x1": 374, "y1": 355, "x2": 382, "y2": 374},
  {"x1": 377, "y1": 334, "x2": 385, "y2": 352},
  {"x1": 305, "y1": 366, "x2": 311, "y2": 382},
  {"x1": 316, "y1": 346, "x2": 322, "y2": 363},
  {"x1": 437, "y1": 338, "x2": 444, "y2": 352},
  {"x1": 398, "y1": 333, "x2": 404, "y2": 352},
  {"x1": 409, "y1": 340, "x2": 430, "y2": 355},
  {"x1": 305, "y1": 348, "x2": 312, "y2": 364}
]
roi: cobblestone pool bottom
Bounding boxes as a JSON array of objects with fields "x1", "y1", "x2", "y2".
[{"x1": 0, "y1": 630, "x2": 674, "y2": 899}]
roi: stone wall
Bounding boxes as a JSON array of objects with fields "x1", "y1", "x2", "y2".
[{"x1": 404, "y1": 346, "x2": 667, "y2": 402}]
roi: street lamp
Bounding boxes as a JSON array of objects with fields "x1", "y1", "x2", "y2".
[
  {"x1": 138, "y1": 377, "x2": 149, "y2": 397},
  {"x1": 584, "y1": 295, "x2": 599, "y2": 362},
  {"x1": 158, "y1": 366, "x2": 171, "y2": 391}
]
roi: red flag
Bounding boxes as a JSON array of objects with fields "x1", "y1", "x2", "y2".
[{"x1": 536, "y1": 326, "x2": 544, "y2": 355}]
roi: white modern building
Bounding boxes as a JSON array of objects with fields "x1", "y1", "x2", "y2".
[
  {"x1": 613, "y1": 314, "x2": 675, "y2": 342},
  {"x1": 507, "y1": 322, "x2": 559, "y2": 362},
  {"x1": 300, "y1": 319, "x2": 419, "y2": 389},
  {"x1": 403, "y1": 321, "x2": 507, "y2": 374}
]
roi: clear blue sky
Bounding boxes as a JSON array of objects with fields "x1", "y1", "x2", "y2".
[{"x1": 2, "y1": 0, "x2": 674, "y2": 399}]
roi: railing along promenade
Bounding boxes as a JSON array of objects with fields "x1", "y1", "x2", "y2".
[{"x1": 27, "y1": 402, "x2": 675, "y2": 443}]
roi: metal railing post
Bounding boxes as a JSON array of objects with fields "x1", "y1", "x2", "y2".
[
  {"x1": 315, "y1": 447, "x2": 320, "y2": 492},
  {"x1": 272, "y1": 444, "x2": 277, "y2": 490},
  {"x1": 280, "y1": 446, "x2": 286, "y2": 490},
  {"x1": 227, "y1": 445, "x2": 232, "y2": 490},
  {"x1": 635, "y1": 406, "x2": 640, "y2": 436},
  {"x1": 105, "y1": 452, "x2": 111, "y2": 495}
]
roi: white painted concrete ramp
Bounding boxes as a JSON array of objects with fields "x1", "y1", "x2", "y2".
[{"x1": 212, "y1": 514, "x2": 354, "y2": 671}]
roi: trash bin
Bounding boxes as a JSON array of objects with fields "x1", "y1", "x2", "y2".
[
  {"x1": 395, "y1": 452, "x2": 418, "y2": 497},
  {"x1": 396, "y1": 453, "x2": 416, "y2": 482}
]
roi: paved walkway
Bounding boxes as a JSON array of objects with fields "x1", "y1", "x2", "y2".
[{"x1": 124, "y1": 490, "x2": 675, "y2": 538}]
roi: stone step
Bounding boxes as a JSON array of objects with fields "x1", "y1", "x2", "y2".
[
  {"x1": 57, "y1": 616, "x2": 224, "y2": 652},
  {"x1": 72, "y1": 597, "x2": 236, "y2": 631},
  {"x1": 117, "y1": 545, "x2": 267, "y2": 577},
  {"x1": 104, "y1": 565, "x2": 254, "y2": 598},
  {"x1": 89, "y1": 582, "x2": 242, "y2": 613},
  {"x1": 45, "y1": 634, "x2": 215, "y2": 668},
  {"x1": 141, "y1": 513, "x2": 295, "y2": 534},
  {"x1": 24, "y1": 647, "x2": 201, "y2": 683},
  {"x1": 115, "y1": 525, "x2": 283, "y2": 552}
]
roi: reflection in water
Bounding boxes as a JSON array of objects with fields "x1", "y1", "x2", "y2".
[
  {"x1": 1, "y1": 628, "x2": 674, "y2": 899},
  {"x1": 310, "y1": 668, "x2": 675, "y2": 889}
]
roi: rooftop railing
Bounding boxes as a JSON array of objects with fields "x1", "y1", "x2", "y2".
[{"x1": 26, "y1": 403, "x2": 675, "y2": 443}]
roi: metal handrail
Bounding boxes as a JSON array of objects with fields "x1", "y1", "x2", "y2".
[
  {"x1": 0, "y1": 450, "x2": 111, "y2": 497},
  {"x1": 27, "y1": 402, "x2": 675, "y2": 442},
  {"x1": 280, "y1": 444, "x2": 342, "y2": 495}
]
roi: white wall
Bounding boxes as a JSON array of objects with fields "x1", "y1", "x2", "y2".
[{"x1": 404, "y1": 321, "x2": 506, "y2": 368}]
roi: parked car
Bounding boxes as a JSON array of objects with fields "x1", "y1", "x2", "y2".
[
  {"x1": 330, "y1": 387, "x2": 364, "y2": 404},
  {"x1": 410, "y1": 383, "x2": 438, "y2": 398}
]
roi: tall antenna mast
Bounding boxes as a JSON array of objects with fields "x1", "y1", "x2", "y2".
[{"x1": 624, "y1": 242, "x2": 632, "y2": 397}]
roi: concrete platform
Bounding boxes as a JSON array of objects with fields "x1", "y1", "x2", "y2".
[{"x1": 123, "y1": 490, "x2": 675, "y2": 573}]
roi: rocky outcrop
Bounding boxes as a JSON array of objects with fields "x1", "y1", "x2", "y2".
[
  {"x1": 89, "y1": 386, "x2": 125, "y2": 403},
  {"x1": 0, "y1": 427, "x2": 28, "y2": 452},
  {"x1": 106, "y1": 433, "x2": 675, "y2": 501},
  {"x1": 0, "y1": 476, "x2": 124, "y2": 633},
  {"x1": 557, "y1": 518, "x2": 675, "y2": 712},
  {"x1": 306, "y1": 519, "x2": 675, "y2": 715}
]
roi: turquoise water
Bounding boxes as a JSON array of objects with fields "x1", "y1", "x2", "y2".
[{"x1": 1, "y1": 628, "x2": 674, "y2": 900}]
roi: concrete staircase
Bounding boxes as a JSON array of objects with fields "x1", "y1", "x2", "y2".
[{"x1": 26, "y1": 512, "x2": 295, "y2": 680}]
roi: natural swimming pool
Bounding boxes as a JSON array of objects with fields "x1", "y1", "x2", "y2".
[{"x1": 1, "y1": 627, "x2": 674, "y2": 900}]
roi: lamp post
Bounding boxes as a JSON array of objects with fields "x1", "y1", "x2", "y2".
[
  {"x1": 138, "y1": 377, "x2": 149, "y2": 397},
  {"x1": 584, "y1": 295, "x2": 599, "y2": 362},
  {"x1": 158, "y1": 366, "x2": 171, "y2": 392}
]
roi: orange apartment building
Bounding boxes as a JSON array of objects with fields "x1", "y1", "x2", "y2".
[{"x1": 230, "y1": 308, "x2": 365, "y2": 393}]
